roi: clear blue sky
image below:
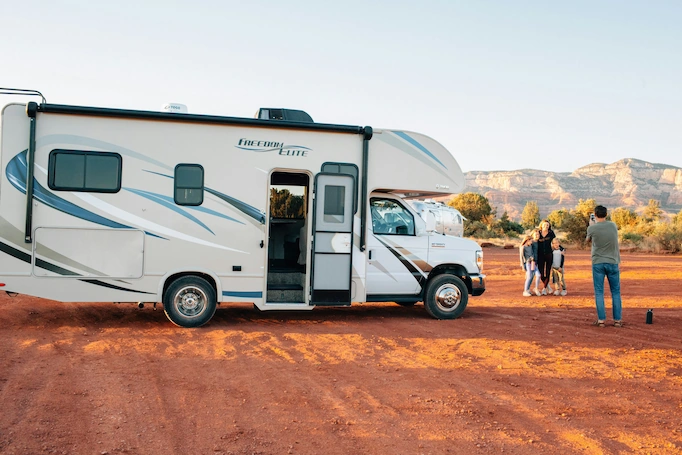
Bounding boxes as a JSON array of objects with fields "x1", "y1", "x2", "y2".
[{"x1": 2, "y1": 0, "x2": 680, "y2": 172}]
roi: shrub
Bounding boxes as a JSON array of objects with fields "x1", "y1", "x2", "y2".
[
  {"x1": 494, "y1": 212, "x2": 524, "y2": 238},
  {"x1": 620, "y1": 232, "x2": 643, "y2": 245},
  {"x1": 465, "y1": 220, "x2": 496, "y2": 239},
  {"x1": 652, "y1": 223, "x2": 682, "y2": 253}
]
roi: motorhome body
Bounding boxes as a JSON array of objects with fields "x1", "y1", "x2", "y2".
[
  {"x1": 0, "y1": 98, "x2": 485, "y2": 327},
  {"x1": 409, "y1": 200, "x2": 466, "y2": 238}
]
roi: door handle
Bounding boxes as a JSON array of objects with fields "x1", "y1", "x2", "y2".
[{"x1": 369, "y1": 250, "x2": 372, "y2": 260}]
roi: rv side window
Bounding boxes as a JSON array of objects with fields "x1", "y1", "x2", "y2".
[
  {"x1": 174, "y1": 164, "x2": 204, "y2": 206},
  {"x1": 48, "y1": 150, "x2": 122, "y2": 193}
]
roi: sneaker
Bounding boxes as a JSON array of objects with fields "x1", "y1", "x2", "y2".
[
  {"x1": 523, "y1": 290, "x2": 532, "y2": 297},
  {"x1": 553, "y1": 290, "x2": 560, "y2": 296},
  {"x1": 541, "y1": 288, "x2": 547, "y2": 296},
  {"x1": 534, "y1": 288, "x2": 541, "y2": 296},
  {"x1": 547, "y1": 284, "x2": 553, "y2": 293},
  {"x1": 560, "y1": 290, "x2": 567, "y2": 296}
]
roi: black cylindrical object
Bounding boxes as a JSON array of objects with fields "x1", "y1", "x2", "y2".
[{"x1": 646, "y1": 309, "x2": 653, "y2": 324}]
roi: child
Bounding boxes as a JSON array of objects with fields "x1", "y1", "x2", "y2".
[
  {"x1": 531, "y1": 229, "x2": 543, "y2": 296},
  {"x1": 550, "y1": 238, "x2": 567, "y2": 296},
  {"x1": 519, "y1": 234, "x2": 538, "y2": 297}
]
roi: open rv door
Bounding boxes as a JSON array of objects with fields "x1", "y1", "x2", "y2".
[{"x1": 310, "y1": 173, "x2": 355, "y2": 305}]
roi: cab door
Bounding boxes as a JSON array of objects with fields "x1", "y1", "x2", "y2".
[
  {"x1": 310, "y1": 174, "x2": 355, "y2": 305},
  {"x1": 366, "y1": 196, "x2": 428, "y2": 296}
]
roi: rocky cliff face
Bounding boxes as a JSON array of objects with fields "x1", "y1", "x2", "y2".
[{"x1": 464, "y1": 159, "x2": 682, "y2": 219}]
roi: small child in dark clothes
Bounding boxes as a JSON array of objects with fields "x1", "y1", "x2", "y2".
[{"x1": 551, "y1": 238, "x2": 567, "y2": 296}]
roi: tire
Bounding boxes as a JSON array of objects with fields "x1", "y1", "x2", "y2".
[
  {"x1": 423, "y1": 274, "x2": 468, "y2": 319},
  {"x1": 163, "y1": 276, "x2": 217, "y2": 328}
]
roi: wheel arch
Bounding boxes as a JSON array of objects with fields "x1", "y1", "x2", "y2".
[
  {"x1": 159, "y1": 269, "x2": 221, "y2": 302},
  {"x1": 426, "y1": 264, "x2": 473, "y2": 295}
]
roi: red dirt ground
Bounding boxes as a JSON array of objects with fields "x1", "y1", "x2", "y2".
[{"x1": 1, "y1": 247, "x2": 681, "y2": 455}]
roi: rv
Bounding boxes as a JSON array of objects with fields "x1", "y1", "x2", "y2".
[
  {"x1": 409, "y1": 200, "x2": 466, "y2": 237},
  {"x1": 0, "y1": 90, "x2": 485, "y2": 327}
]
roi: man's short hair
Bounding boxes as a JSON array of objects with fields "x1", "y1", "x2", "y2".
[{"x1": 594, "y1": 205, "x2": 607, "y2": 218}]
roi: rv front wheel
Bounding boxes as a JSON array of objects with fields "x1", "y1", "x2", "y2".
[
  {"x1": 423, "y1": 274, "x2": 468, "y2": 319},
  {"x1": 163, "y1": 276, "x2": 217, "y2": 328}
]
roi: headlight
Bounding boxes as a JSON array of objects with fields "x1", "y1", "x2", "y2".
[{"x1": 476, "y1": 250, "x2": 483, "y2": 272}]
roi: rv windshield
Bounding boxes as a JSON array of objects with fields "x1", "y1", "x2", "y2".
[{"x1": 370, "y1": 198, "x2": 415, "y2": 235}]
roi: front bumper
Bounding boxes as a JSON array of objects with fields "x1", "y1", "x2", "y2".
[{"x1": 470, "y1": 273, "x2": 486, "y2": 296}]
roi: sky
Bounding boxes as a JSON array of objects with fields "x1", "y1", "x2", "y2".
[{"x1": 1, "y1": 0, "x2": 681, "y2": 173}]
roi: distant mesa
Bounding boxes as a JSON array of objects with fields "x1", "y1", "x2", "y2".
[{"x1": 464, "y1": 159, "x2": 682, "y2": 219}]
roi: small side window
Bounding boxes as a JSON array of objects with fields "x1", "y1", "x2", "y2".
[
  {"x1": 48, "y1": 149, "x2": 122, "y2": 193},
  {"x1": 175, "y1": 164, "x2": 204, "y2": 206}
]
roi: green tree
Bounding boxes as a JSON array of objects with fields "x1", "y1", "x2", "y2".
[
  {"x1": 643, "y1": 199, "x2": 662, "y2": 222},
  {"x1": 520, "y1": 201, "x2": 541, "y2": 230},
  {"x1": 673, "y1": 210, "x2": 682, "y2": 226},
  {"x1": 558, "y1": 199, "x2": 597, "y2": 248},
  {"x1": 448, "y1": 193, "x2": 494, "y2": 223},
  {"x1": 270, "y1": 189, "x2": 304, "y2": 218},
  {"x1": 494, "y1": 211, "x2": 524, "y2": 237},
  {"x1": 547, "y1": 209, "x2": 570, "y2": 230},
  {"x1": 561, "y1": 213, "x2": 589, "y2": 246},
  {"x1": 611, "y1": 207, "x2": 639, "y2": 229},
  {"x1": 574, "y1": 199, "x2": 597, "y2": 222}
]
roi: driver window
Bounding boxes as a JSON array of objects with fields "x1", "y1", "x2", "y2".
[{"x1": 370, "y1": 198, "x2": 415, "y2": 235}]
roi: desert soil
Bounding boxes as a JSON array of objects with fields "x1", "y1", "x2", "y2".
[{"x1": 1, "y1": 247, "x2": 681, "y2": 455}]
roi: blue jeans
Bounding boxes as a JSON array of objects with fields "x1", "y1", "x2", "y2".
[
  {"x1": 592, "y1": 263, "x2": 622, "y2": 321},
  {"x1": 524, "y1": 262, "x2": 535, "y2": 291}
]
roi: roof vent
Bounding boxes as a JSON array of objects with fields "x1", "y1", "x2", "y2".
[
  {"x1": 161, "y1": 103, "x2": 188, "y2": 114},
  {"x1": 257, "y1": 108, "x2": 313, "y2": 123}
]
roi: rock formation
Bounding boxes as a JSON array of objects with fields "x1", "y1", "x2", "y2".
[{"x1": 463, "y1": 159, "x2": 682, "y2": 219}]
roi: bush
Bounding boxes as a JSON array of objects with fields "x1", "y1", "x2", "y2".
[
  {"x1": 494, "y1": 212, "x2": 524, "y2": 238},
  {"x1": 652, "y1": 223, "x2": 682, "y2": 253},
  {"x1": 561, "y1": 213, "x2": 589, "y2": 248},
  {"x1": 620, "y1": 232, "x2": 643, "y2": 245},
  {"x1": 465, "y1": 220, "x2": 496, "y2": 239}
]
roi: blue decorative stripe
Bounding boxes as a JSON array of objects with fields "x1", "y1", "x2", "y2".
[
  {"x1": 144, "y1": 170, "x2": 266, "y2": 224},
  {"x1": 223, "y1": 291, "x2": 263, "y2": 298},
  {"x1": 393, "y1": 131, "x2": 447, "y2": 170},
  {"x1": 124, "y1": 187, "x2": 215, "y2": 234},
  {"x1": 205, "y1": 188, "x2": 266, "y2": 224},
  {"x1": 7, "y1": 151, "x2": 142, "y2": 231},
  {"x1": 186, "y1": 203, "x2": 245, "y2": 225}
]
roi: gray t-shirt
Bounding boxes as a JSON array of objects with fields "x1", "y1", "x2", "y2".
[{"x1": 586, "y1": 220, "x2": 620, "y2": 265}]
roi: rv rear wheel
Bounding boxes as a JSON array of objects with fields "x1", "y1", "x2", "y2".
[
  {"x1": 423, "y1": 274, "x2": 468, "y2": 319},
  {"x1": 163, "y1": 276, "x2": 217, "y2": 328}
]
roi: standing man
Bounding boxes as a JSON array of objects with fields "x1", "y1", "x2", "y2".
[{"x1": 586, "y1": 205, "x2": 623, "y2": 327}]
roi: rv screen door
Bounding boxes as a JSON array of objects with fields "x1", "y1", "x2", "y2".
[{"x1": 310, "y1": 173, "x2": 355, "y2": 305}]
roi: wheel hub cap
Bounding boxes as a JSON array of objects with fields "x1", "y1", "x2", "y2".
[
  {"x1": 435, "y1": 285, "x2": 461, "y2": 310},
  {"x1": 175, "y1": 286, "x2": 206, "y2": 316}
]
